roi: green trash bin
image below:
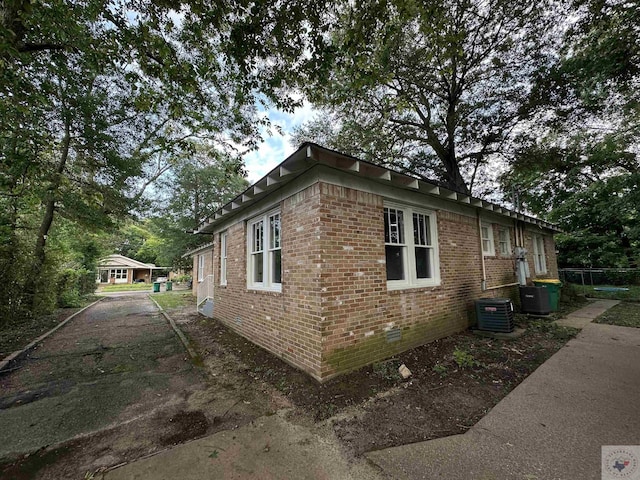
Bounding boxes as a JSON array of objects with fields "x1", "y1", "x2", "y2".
[
  {"x1": 153, "y1": 282, "x2": 160, "y2": 293},
  {"x1": 166, "y1": 281, "x2": 172, "y2": 291},
  {"x1": 533, "y1": 279, "x2": 562, "y2": 311}
]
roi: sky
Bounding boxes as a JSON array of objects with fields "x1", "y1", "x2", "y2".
[{"x1": 242, "y1": 102, "x2": 317, "y2": 184}]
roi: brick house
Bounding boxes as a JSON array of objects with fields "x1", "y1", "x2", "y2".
[{"x1": 190, "y1": 144, "x2": 559, "y2": 382}]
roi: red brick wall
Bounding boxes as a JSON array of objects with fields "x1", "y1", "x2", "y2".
[
  {"x1": 210, "y1": 184, "x2": 325, "y2": 379},
  {"x1": 317, "y1": 186, "x2": 517, "y2": 379},
  {"x1": 483, "y1": 223, "x2": 518, "y2": 287},
  {"x1": 524, "y1": 229, "x2": 558, "y2": 280},
  {"x1": 202, "y1": 181, "x2": 558, "y2": 381}
]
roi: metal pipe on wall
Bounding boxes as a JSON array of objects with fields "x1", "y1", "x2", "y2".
[{"x1": 477, "y1": 210, "x2": 487, "y2": 291}]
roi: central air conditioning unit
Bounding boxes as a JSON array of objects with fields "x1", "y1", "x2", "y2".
[
  {"x1": 475, "y1": 298, "x2": 515, "y2": 333},
  {"x1": 519, "y1": 286, "x2": 550, "y2": 315}
]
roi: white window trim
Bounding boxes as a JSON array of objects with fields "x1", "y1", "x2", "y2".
[
  {"x1": 481, "y1": 223, "x2": 495, "y2": 256},
  {"x1": 247, "y1": 208, "x2": 282, "y2": 292},
  {"x1": 497, "y1": 227, "x2": 512, "y2": 256},
  {"x1": 384, "y1": 202, "x2": 441, "y2": 291},
  {"x1": 533, "y1": 234, "x2": 547, "y2": 274},
  {"x1": 197, "y1": 254, "x2": 205, "y2": 282},
  {"x1": 220, "y1": 231, "x2": 228, "y2": 286}
]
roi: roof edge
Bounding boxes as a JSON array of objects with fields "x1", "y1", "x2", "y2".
[{"x1": 194, "y1": 143, "x2": 561, "y2": 234}]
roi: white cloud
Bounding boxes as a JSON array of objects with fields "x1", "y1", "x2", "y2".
[{"x1": 244, "y1": 101, "x2": 317, "y2": 184}]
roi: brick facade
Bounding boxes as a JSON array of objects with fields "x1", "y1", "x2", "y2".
[{"x1": 192, "y1": 181, "x2": 558, "y2": 381}]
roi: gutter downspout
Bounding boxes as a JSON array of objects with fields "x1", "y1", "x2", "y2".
[{"x1": 477, "y1": 210, "x2": 487, "y2": 291}]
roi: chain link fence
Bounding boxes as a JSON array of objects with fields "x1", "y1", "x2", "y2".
[{"x1": 559, "y1": 268, "x2": 640, "y2": 286}]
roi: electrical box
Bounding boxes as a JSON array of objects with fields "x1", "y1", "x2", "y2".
[
  {"x1": 519, "y1": 286, "x2": 550, "y2": 315},
  {"x1": 475, "y1": 298, "x2": 515, "y2": 333}
]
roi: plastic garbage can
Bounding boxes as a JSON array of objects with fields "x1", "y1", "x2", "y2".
[
  {"x1": 153, "y1": 282, "x2": 160, "y2": 293},
  {"x1": 166, "y1": 281, "x2": 172, "y2": 291},
  {"x1": 533, "y1": 279, "x2": 562, "y2": 311}
]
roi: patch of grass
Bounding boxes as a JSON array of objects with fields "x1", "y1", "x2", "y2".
[
  {"x1": 595, "y1": 302, "x2": 640, "y2": 328},
  {"x1": 577, "y1": 284, "x2": 640, "y2": 301},
  {"x1": 152, "y1": 292, "x2": 194, "y2": 310},
  {"x1": 99, "y1": 283, "x2": 154, "y2": 292}
]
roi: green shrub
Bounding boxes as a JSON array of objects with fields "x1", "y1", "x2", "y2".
[
  {"x1": 58, "y1": 289, "x2": 84, "y2": 308},
  {"x1": 559, "y1": 282, "x2": 584, "y2": 304},
  {"x1": 452, "y1": 348, "x2": 479, "y2": 369},
  {"x1": 372, "y1": 360, "x2": 399, "y2": 380},
  {"x1": 56, "y1": 268, "x2": 94, "y2": 308},
  {"x1": 172, "y1": 274, "x2": 192, "y2": 283},
  {"x1": 432, "y1": 363, "x2": 448, "y2": 377}
]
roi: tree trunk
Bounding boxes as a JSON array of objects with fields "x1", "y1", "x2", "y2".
[
  {"x1": 26, "y1": 117, "x2": 72, "y2": 308},
  {"x1": 442, "y1": 152, "x2": 470, "y2": 195}
]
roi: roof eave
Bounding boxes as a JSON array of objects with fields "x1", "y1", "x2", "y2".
[{"x1": 195, "y1": 143, "x2": 561, "y2": 234}]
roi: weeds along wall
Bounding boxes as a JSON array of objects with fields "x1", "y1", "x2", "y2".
[{"x1": 196, "y1": 180, "x2": 557, "y2": 381}]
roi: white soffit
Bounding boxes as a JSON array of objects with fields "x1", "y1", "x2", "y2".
[{"x1": 194, "y1": 143, "x2": 560, "y2": 234}]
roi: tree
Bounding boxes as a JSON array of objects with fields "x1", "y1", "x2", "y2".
[
  {"x1": 295, "y1": 0, "x2": 561, "y2": 195},
  {"x1": 1, "y1": 0, "x2": 334, "y2": 313},
  {"x1": 502, "y1": 0, "x2": 640, "y2": 268},
  {"x1": 149, "y1": 145, "x2": 249, "y2": 270}
]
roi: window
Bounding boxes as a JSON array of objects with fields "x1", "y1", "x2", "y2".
[
  {"x1": 220, "y1": 232, "x2": 228, "y2": 286},
  {"x1": 481, "y1": 223, "x2": 494, "y2": 256},
  {"x1": 533, "y1": 235, "x2": 547, "y2": 274},
  {"x1": 197, "y1": 254, "x2": 205, "y2": 282},
  {"x1": 248, "y1": 209, "x2": 281, "y2": 291},
  {"x1": 497, "y1": 227, "x2": 511, "y2": 256},
  {"x1": 384, "y1": 204, "x2": 439, "y2": 289},
  {"x1": 110, "y1": 269, "x2": 127, "y2": 279}
]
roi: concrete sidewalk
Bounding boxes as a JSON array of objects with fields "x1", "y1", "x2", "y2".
[
  {"x1": 103, "y1": 412, "x2": 382, "y2": 480},
  {"x1": 555, "y1": 298, "x2": 620, "y2": 328},
  {"x1": 366, "y1": 300, "x2": 640, "y2": 480}
]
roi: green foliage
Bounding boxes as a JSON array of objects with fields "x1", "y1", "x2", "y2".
[
  {"x1": 452, "y1": 348, "x2": 478, "y2": 369},
  {"x1": 296, "y1": 0, "x2": 562, "y2": 195},
  {"x1": 372, "y1": 360, "x2": 399, "y2": 380},
  {"x1": 0, "y1": 0, "x2": 332, "y2": 316},
  {"x1": 151, "y1": 292, "x2": 193, "y2": 310},
  {"x1": 172, "y1": 274, "x2": 192, "y2": 283},
  {"x1": 579, "y1": 285, "x2": 640, "y2": 301},
  {"x1": 57, "y1": 268, "x2": 95, "y2": 308},
  {"x1": 502, "y1": 0, "x2": 640, "y2": 269},
  {"x1": 432, "y1": 363, "x2": 448, "y2": 378}
]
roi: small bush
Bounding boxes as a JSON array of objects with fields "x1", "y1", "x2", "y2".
[
  {"x1": 432, "y1": 363, "x2": 448, "y2": 377},
  {"x1": 56, "y1": 268, "x2": 94, "y2": 308},
  {"x1": 559, "y1": 282, "x2": 584, "y2": 304},
  {"x1": 372, "y1": 360, "x2": 399, "y2": 380},
  {"x1": 452, "y1": 348, "x2": 478, "y2": 369},
  {"x1": 58, "y1": 289, "x2": 84, "y2": 308},
  {"x1": 172, "y1": 274, "x2": 192, "y2": 283}
]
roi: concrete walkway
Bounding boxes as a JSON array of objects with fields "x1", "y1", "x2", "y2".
[
  {"x1": 366, "y1": 300, "x2": 640, "y2": 480},
  {"x1": 103, "y1": 412, "x2": 382, "y2": 480},
  {"x1": 555, "y1": 298, "x2": 620, "y2": 328}
]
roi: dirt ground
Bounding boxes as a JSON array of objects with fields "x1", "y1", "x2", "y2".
[
  {"x1": 0, "y1": 293, "x2": 582, "y2": 479},
  {"x1": 182, "y1": 310, "x2": 580, "y2": 456}
]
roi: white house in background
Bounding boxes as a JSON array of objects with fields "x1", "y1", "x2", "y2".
[{"x1": 97, "y1": 254, "x2": 159, "y2": 284}]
